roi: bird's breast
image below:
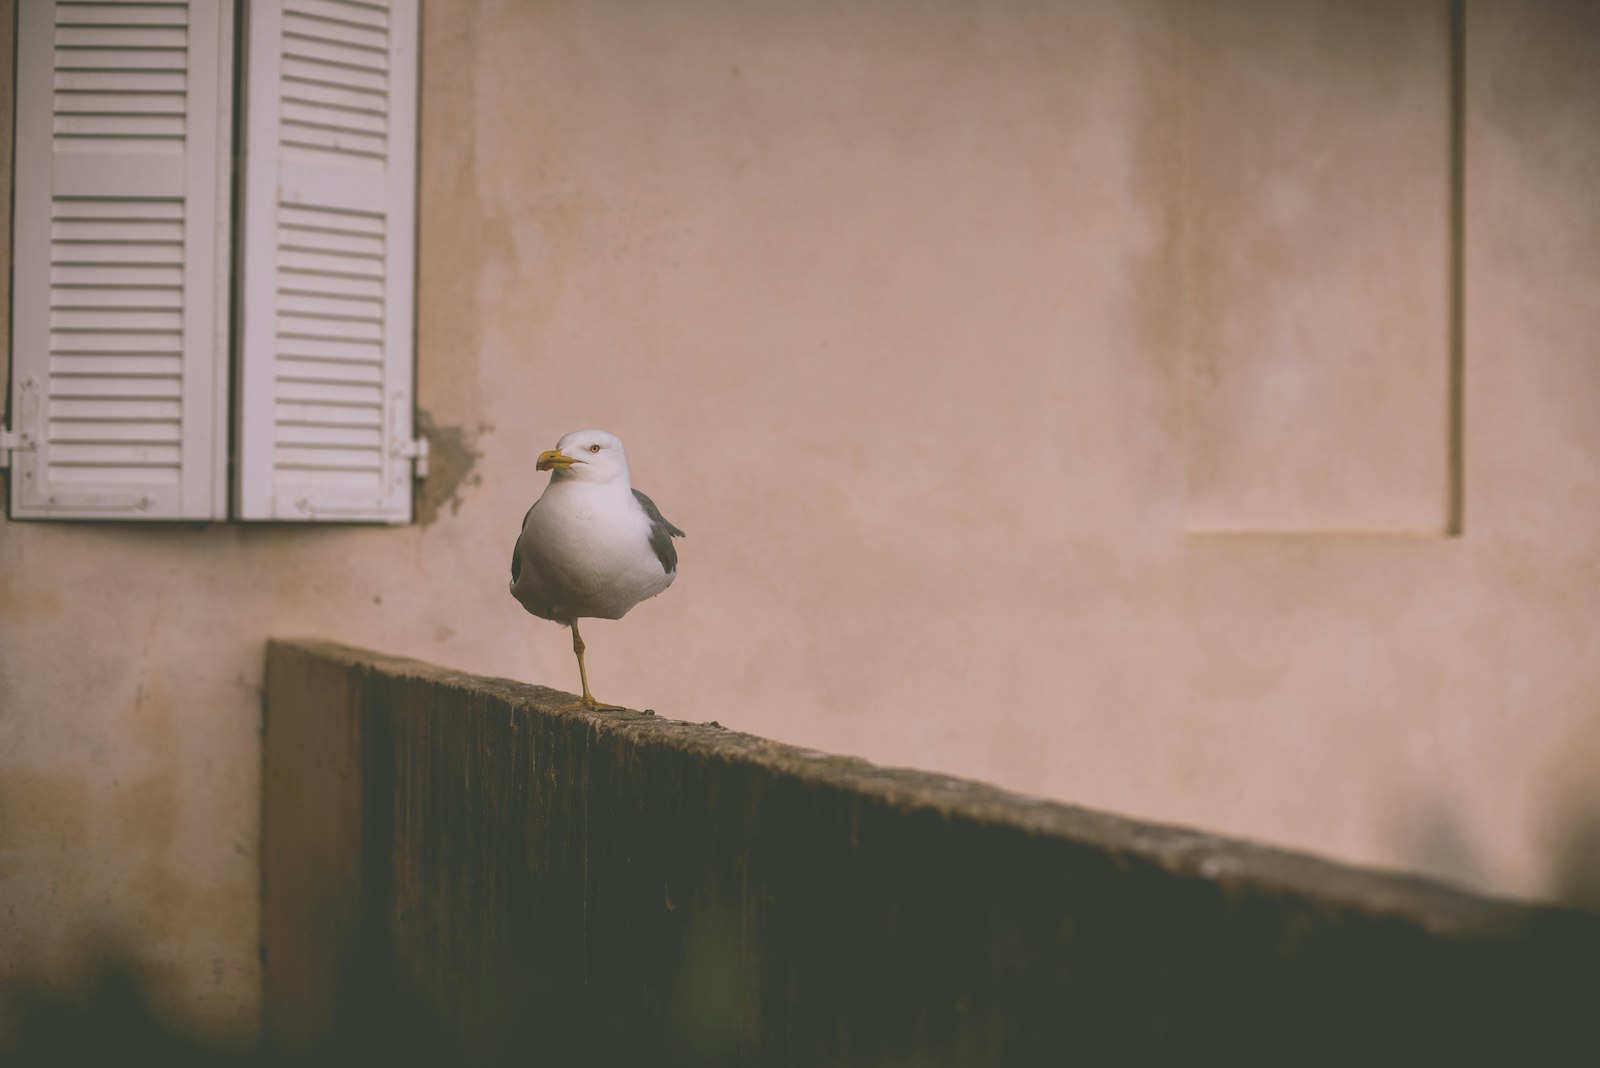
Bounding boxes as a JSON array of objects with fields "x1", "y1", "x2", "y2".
[{"x1": 515, "y1": 483, "x2": 674, "y2": 620}]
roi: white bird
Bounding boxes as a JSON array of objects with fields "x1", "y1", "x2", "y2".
[{"x1": 509, "y1": 429, "x2": 685, "y2": 711}]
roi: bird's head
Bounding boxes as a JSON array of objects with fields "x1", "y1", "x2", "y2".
[{"x1": 537, "y1": 429, "x2": 631, "y2": 485}]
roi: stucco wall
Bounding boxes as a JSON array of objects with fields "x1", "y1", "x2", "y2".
[{"x1": 3, "y1": 0, "x2": 1598, "y2": 1041}]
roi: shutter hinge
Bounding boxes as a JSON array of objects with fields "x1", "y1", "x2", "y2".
[
  {"x1": 0, "y1": 427, "x2": 34, "y2": 470},
  {"x1": 396, "y1": 436, "x2": 430, "y2": 479}
]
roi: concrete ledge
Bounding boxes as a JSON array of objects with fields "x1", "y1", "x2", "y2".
[{"x1": 263, "y1": 639, "x2": 1600, "y2": 1065}]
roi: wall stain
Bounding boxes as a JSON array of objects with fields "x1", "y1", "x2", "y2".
[{"x1": 415, "y1": 409, "x2": 489, "y2": 525}]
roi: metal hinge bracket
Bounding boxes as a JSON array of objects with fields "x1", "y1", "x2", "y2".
[
  {"x1": 0, "y1": 427, "x2": 33, "y2": 470},
  {"x1": 396, "y1": 436, "x2": 431, "y2": 480}
]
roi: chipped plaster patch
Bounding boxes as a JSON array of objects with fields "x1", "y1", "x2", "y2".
[{"x1": 415, "y1": 409, "x2": 489, "y2": 525}]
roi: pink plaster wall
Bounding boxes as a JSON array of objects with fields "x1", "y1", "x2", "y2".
[{"x1": 2, "y1": 0, "x2": 1597, "y2": 1041}]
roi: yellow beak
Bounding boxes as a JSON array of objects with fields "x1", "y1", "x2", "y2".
[{"x1": 537, "y1": 449, "x2": 575, "y2": 472}]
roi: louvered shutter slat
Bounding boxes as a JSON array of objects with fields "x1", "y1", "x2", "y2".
[
  {"x1": 236, "y1": 0, "x2": 418, "y2": 522},
  {"x1": 10, "y1": 0, "x2": 232, "y2": 520}
]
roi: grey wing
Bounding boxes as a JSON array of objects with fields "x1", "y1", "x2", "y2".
[
  {"x1": 632, "y1": 488, "x2": 685, "y2": 575},
  {"x1": 510, "y1": 503, "x2": 533, "y2": 584}
]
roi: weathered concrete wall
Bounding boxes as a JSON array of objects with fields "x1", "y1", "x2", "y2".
[{"x1": 264, "y1": 640, "x2": 1600, "y2": 1065}]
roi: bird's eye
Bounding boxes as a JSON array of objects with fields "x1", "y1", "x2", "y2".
[{"x1": 589, "y1": 444, "x2": 602, "y2": 453}]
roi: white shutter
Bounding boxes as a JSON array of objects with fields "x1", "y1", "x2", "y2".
[
  {"x1": 235, "y1": 0, "x2": 419, "y2": 522},
  {"x1": 9, "y1": 0, "x2": 233, "y2": 520}
]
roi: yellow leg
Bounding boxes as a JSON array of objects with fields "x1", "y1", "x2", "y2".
[{"x1": 561, "y1": 619, "x2": 626, "y2": 712}]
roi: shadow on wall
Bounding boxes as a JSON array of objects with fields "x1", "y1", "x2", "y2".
[
  {"x1": 1390, "y1": 790, "x2": 1600, "y2": 911},
  {"x1": 0, "y1": 947, "x2": 262, "y2": 1067},
  {"x1": 1551, "y1": 802, "x2": 1600, "y2": 913},
  {"x1": 0, "y1": 941, "x2": 449, "y2": 1067}
]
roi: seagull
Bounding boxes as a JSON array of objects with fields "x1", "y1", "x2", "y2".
[{"x1": 510, "y1": 429, "x2": 685, "y2": 711}]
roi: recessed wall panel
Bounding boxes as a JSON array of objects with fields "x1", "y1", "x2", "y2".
[{"x1": 1183, "y1": 0, "x2": 1457, "y2": 534}]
